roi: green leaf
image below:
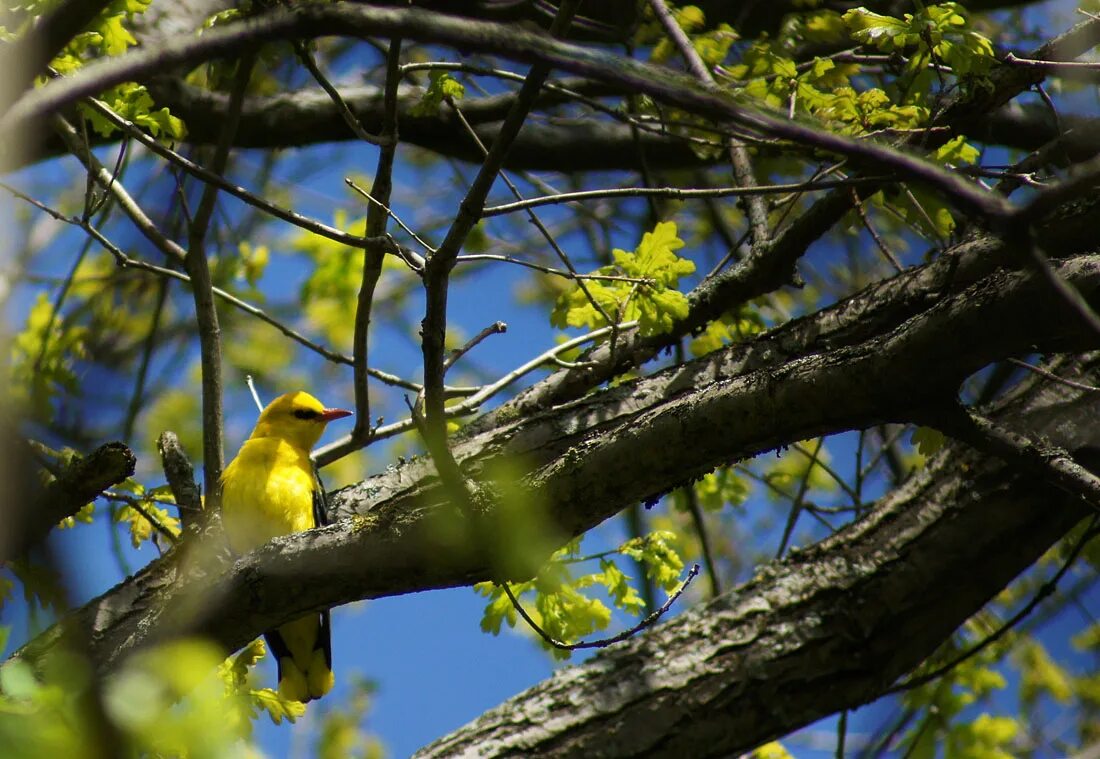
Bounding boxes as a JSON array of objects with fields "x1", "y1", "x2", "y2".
[
  {"x1": 411, "y1": 71, "x2": 465, "y2": 116},
  {"x1": 57, "y1": 502, "x2": 95, "y2": 529},
  {"x1": 599, "y1": 558, "x2": 647, "y2": 616},
  {"x1": 676, "y1": 467, "x2": 751, "y2": 512},
  {"x1": 619, "y1": 530, "x2": 685, "y2": 591},
  {"x1": 551, "y1": 221, "x2": 695, "y2": 338},
  {"x1": 1018, "y1": 640, "x2": 1073, "y2": 704},
  {"x1": 933, "y1": 135, "x2": 980, "y2": 166},
  {"x1": 843, "y1": 7, "x2": 916, "y2": 50},
  {"x1": 910, "y1": 426, "x2": 946, "y2": 457},
  {"x1": 220, "y1": 638, "x2": 267, "y2": 692},
  {"x1": 9, "y1": 292, "x2": 88, "y2": 422},
  {"x1": 252, "y1": 687, "x2": 306, "y2": 725}
]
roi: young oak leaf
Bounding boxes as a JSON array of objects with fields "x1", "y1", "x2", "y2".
[
  {"x1": 599, "y1": 558, "x2": 647, "y2": 616},
  {"x1": 551, "y1": 221, "x2": 695, "y2": 337},
  {"x1": 220, "y1": 638, "x2": 267, "y2": 693},
  {"x1": 620, "y1": 530, "x2": 685, "y2": 592}
]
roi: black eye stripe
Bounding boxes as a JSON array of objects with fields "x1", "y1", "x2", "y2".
[{"x1": 293, "y1": 408, "x2": 321, "y2": 420}]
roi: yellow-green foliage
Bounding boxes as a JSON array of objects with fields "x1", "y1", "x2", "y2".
[
  {"x1": 843, "y1": 3, "x2": 995, "y2": 77},
  {"x1": 315, "y1": 677, "x2": 384, "y2": 759},
  {"x1": 762, "y1": 439, "x2": 837, "y2": 499},
  {"x1": 9, "y1": 293, "x2": 88, "y2": 423},
  {"x1": 2, "y1": 0, "x2": 186, "y2": 140},
  {"x1": 411, "y1": 71, "x2": 466, "y2": 116},
  {"x1": 552, "y1": 221, "x2": 696, "y2": 337},
  {"x1": 688, "y1": 306, "x2": 765, "y2": 357},
  {"x1": 673, "y1": 467, "x2": 751, "y2": 512},
  {"x1": 0, "y1": 633, "x2": 320, "y2": 759},
  {"x1": 288, "y1": 210, "x2": 407, "y2": 346},
  {"x1": 108, "y1": 478, "x2": 181, "y2": 550},
  {"x1": 476, "y1": 531, "x2": 685, "y2": 660},
  {"x1": 751, "y1": 741, "x2": 794, "y2": 759}
]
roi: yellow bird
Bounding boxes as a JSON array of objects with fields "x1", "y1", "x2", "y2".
[{"x1": 221, "y1": 390, "x2": 352, "y2": 702}]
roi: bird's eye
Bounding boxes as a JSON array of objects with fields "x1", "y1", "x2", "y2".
[{"x1": 293, "y1": 408, "x2": 321, "y2": 420}]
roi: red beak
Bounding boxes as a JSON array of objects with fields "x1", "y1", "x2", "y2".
[{"x1": 320, "y1": 408, "x2": 353, "y2": 423}]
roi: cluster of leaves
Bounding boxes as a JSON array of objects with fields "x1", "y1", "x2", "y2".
[
  {"x1": 893, "y1": 525, "x2": 1100, "y2": 756},
  {"x1": 900, "y1": 636, "x2": 1020, "y2": 759},
  {"x1": 476, "y1": 531, "x2": 685, "y2": 660},
  {"x1": 288, "y1": 208, "x2": 411, "y2": 347},
  {"x1": 627, "y1": 2, "x2": 992, "y2": 241},
  {"x1": 0, "y1": 632, "x2": 316, "y2": 758},
  {"x1": 843, "y1": 3, "x2": 996, "y2": 79},
  {"x1": 410, "y1": 71, "x2": 466, "y2": 117},
  {"x1": 672, "y1": 466, "x2": 750, "y2": 513},
  {"x1": 727, "y1": 3, "x2": 994, "y2": 136},
  {"x1": 639, "y1": 5, "x2": 737, "y2": 68},
  {"x1": 688, "y1": 304, "x2": 766, "y2": 357},
  {"x1": 0, "y1": 0, "x2": 186, "y2": 139},
  {"x1": 103, "y1": 478, "x2": 181, "y2": 551},
  {"x1": 551, "y1": 221, "x2": 695, "y2": 337},
  {"x1": 9, "y1": 293, "x2": 88, "y2": 423},
  {"x1": 633, "y1": 5, "x2": 739, "y2": 159}
]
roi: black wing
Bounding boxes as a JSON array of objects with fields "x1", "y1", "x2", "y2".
[
  {"x1": 311, "y1": 466, "x2": 333, "y2": 671},
  {"x1": 312, "y1": 466, "x2": 329, "y2": 528}
]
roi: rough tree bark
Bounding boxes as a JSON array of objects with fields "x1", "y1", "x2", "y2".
[
  {"x1": 8, "y1": 2, "x2": 1100, "y2": 755},
  {"x1": 417, "y1": 357, "x2": 1100, "y2": 757},
  {"x1": 20, "y1": 224, "x2": 1100, "y2": 756}
]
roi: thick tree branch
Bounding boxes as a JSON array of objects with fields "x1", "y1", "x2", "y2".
[
  {"x1": 417, "y1": 360, "x2": 1100, "y2": 757},
  {"x1": 15, "y1": 5, "x2": 1099, "y2": 223},
  {"x1": 21, "y1": 244, "x2": 1100, "y2": 673},
  {"x1": 0, "y1": 0, "x2": 114, "y2": 112},
  {"x1": 10, "y1": 441, "x2": 136, "y2": 561}
]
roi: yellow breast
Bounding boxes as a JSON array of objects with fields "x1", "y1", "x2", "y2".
[{"x1": 221, "y1": 437, "x2": 317, "y2": 553}]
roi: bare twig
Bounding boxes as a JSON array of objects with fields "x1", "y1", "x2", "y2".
[
  {"x1": 420, "y1": 0, "x2": 582, "y2": 463},
  {"x1": 481, "y1": 175, "x2": 888, "y2": 217},
  {"x1": 1008, "y1": 358, "x2": 1100, "y2": 393},
  {"x1": 775, "y1": 437, "x2": 826, "y2": 558},
  {"x1": 295, "y1": 40, "x2": 387, "y2": 146},
  {"x1": 185, "y1": 55, "x2": 255, "y2": 504},
  {"x1": 345, "y1": 177, "x2": 432, "y2": 261},
  {"x1": 851, "y1": 189, "x2": 904, "y2": 272},
  {"x1": 246, "y1": 375, "x2": 265, "y2": 412},
  {"x1": 314, "y1": 321, "x2": 637, "y2": 464},
  {"x1": 887, "y1": 517, "x2": 1100, "y2": 694},
  {"x1": 78, "y1": 94, "x2": 390, "y2": 252},
  {"x1": 444, "y1": 321, "x2": 507, "y2": 372},
  {"x1": 647, "y1": 0, "x2": 771, "y2": 249},
  {"x1": 347, "y1": 37, "x2": 403, "y2": 454},
  {"x1": 682, "y1": 485, "x2": 721, "y2": 598},
  {"x1": 455, "y1": 253, "x2": 651, "y2": 284},
  {"x1": 1003, "y1": 51, "x2": 1100, "y2": 70},
  {"x1": 446, "y1": 101, "x2": 614, "y2": 330}
]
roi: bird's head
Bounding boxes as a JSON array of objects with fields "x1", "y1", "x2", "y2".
[{"x1": 250, "y1": 391, "x2": 352, "y2": 450}]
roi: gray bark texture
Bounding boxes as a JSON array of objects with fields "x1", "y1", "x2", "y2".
[
  {"x1": 9, "y1": 3, "x2": 1100, "y2": 756},
  {"x1": 417, "y1": 362, "x2": 1100, "y2": 757},
  {"x1": 21, "y1": 216, "x2": 1100, "y2": 753}
]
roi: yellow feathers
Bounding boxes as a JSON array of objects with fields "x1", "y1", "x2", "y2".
[{"x1": 221, "y1": 391, "x2": 351, "y2": 702}]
